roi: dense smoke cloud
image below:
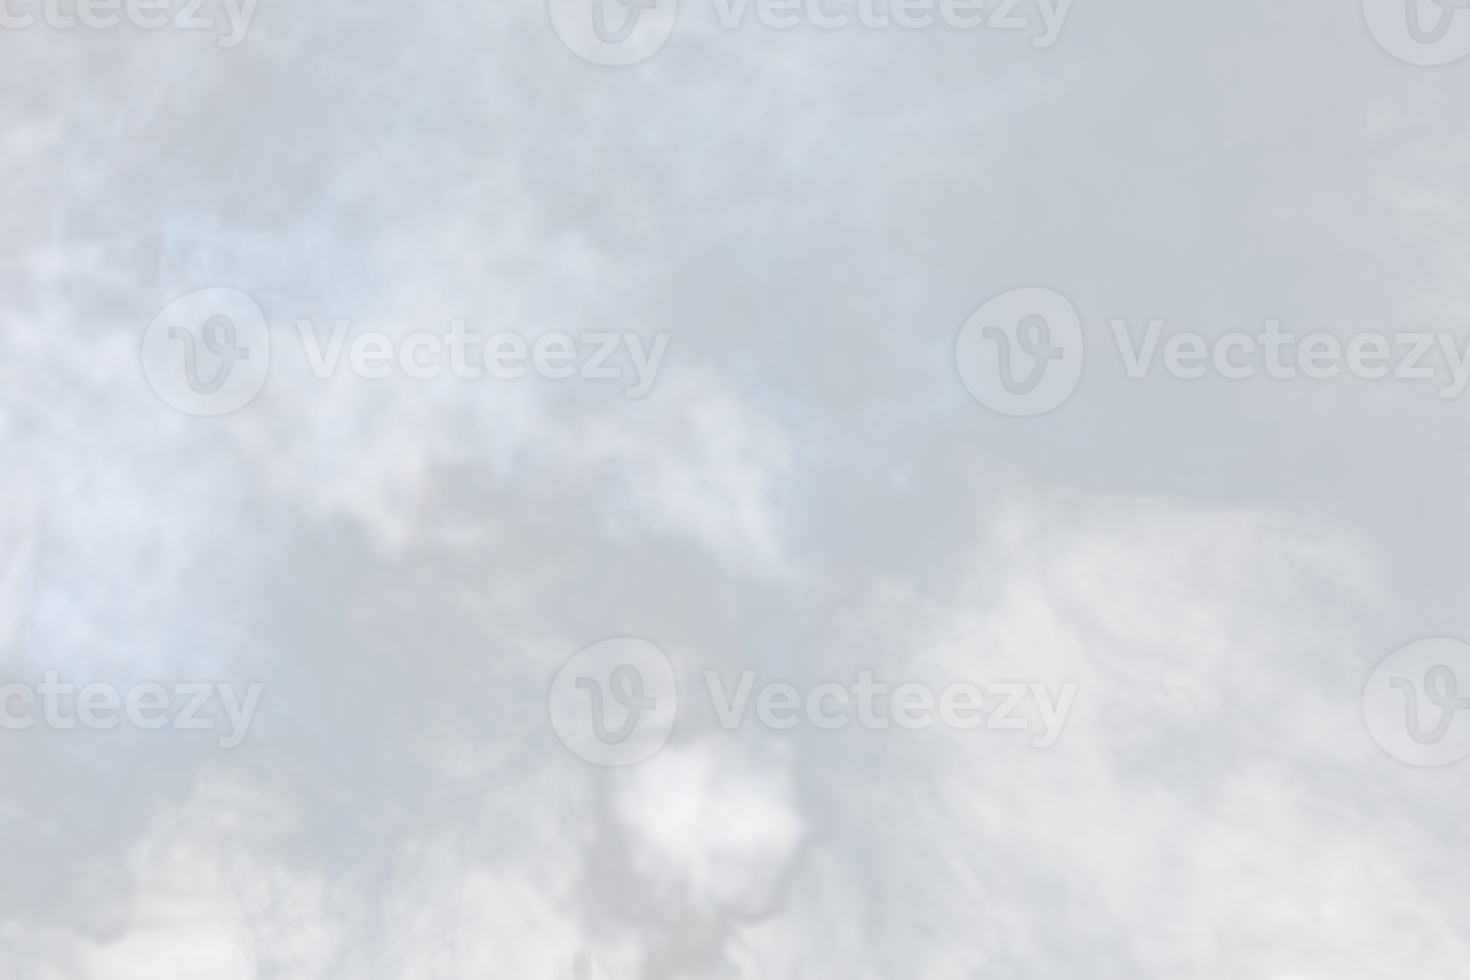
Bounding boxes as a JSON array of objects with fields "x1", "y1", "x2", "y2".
[{"x1": 1, "y1": 2, "x2": 1469, "y2": 977}]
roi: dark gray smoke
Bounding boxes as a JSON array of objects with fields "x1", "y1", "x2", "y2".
[{"x1": 1, "y1": 1, "x2": 1468, "y2": 977}]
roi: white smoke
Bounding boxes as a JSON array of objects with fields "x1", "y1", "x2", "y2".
[
  {"x1": 1, "y1": 2, "x2": 1469, "y2": 979},
  {"x1": 585, "y1": 731, "x2": 817, "y2": 975}
]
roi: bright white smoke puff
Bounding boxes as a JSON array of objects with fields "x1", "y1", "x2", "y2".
[{"x1": 585, "y1": 731, "x2": 817, "y2": 975}]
